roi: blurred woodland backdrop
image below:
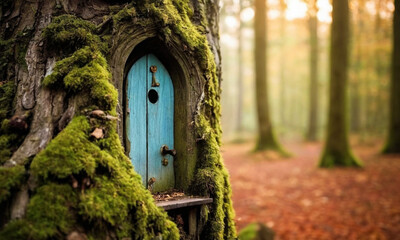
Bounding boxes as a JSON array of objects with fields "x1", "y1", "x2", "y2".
[
  {"x1": 219, "y1": 0, "x2": 393, "y2": 145},
  {"x1": 218, "y1": 0, "x2": 400, "y2": 238}
]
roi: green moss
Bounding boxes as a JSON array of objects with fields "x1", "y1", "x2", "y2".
[
  {"x1": 0, "y1": 119, "x2": 25, "y2": 164},
  {"x1": 0, "y1": 219, "x2": 32, "y2": 239},
  {"x1": 0, "y1": 184, "x2": 77, "y2": 239},
  {"x1": 0, "y1": 38, "x2": 14, "y2": 79},
  {"x1": 238, "y1": 223, "x2": 258, "y2": 240},
  {"x1": 0, "y1": 32, "x2": 32, "y2": 163},
  {"x1": 238, "y1": 223, "x2": 275, "y2": 240},
  {"x1": 26, "y1": 183, "x2": 78, "y2": 238},
  {"x1": 15, "y1": 28, "x2": 34, "y2": 68},
  {"x1": 30, "y1": 116, "x2": 98, "y2": 179},
  {"x1": 43, "y1": 48, "x2": 117, "y2": 112},
  {"x1": 0, "y1": 81, "x2": 14, "y2": 122},
  {"x1": 43, "y1": 15, "x2": 102, "y2": 54},
  {"x1": 3, "y1": 115, "x2": 179, "y2": 239},
  {"x1": 191, "y1": 116, "x2": 236, "y2": 239},
  {"x1": 0, "y1": 165, "x2": 26, "y2": 203},
  {"x1": 112, "y1": 5, "x2": 137, "y2": 23},
  {"x1": 0, "y1": 86, "x2": 21, "y2": 163}
]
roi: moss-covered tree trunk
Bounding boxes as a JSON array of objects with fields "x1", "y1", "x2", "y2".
[
  {"x1": 319, "y1": 0, "x2": 362, "y2": 167},
  {"x1": 254, "y1": 0, "x2": 286, "y2": 153},
  {"x1": 383, "y1": 0, "x2": 400, "y2": 153},
  {"x1": 0, "y1": 0, "x2": 236, "y2": 239},
  {"x1": 306, "y1": 0, "x2": 319, "y2": 142}
]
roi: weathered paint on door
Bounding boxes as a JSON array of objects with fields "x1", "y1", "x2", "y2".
[{"x1": 126, "y1": 54, "x2": 174, "y2": 192}]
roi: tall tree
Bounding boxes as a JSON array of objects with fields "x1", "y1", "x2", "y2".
[
  {"x1": 383, "y1": 0, "x2": 400, "y2": 153},
  {"x1": 306, "y1": 0, "x2": 319, "y2": 141},
  {"x1": 319, "y1": 0, "x2": 362, "y2": 167},
  {"x1": 254, "y1": 0, "x2": 286, "y2": 153}
]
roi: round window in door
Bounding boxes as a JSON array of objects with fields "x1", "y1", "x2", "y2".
[{"x1": 126, "y1": 54, "x2": 175, "y2": 192}]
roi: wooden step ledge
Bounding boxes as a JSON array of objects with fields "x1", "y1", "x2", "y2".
[{"x1": 156, "y1": 197, "x2": 213, "y2": 211}]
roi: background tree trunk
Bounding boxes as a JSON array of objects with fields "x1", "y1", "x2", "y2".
[
  {"x1": 319, "y1": 0, "x2": 362, "y2": 167},
  {"x1": 254, "y1": 0, "x2": 286, "y2": 153},
  {"x1": 383, "y1": 0, "x2": 400, "y2": 153},
  {"x1": 306, "y1": 1, "x2": 319, "y2": 141}
]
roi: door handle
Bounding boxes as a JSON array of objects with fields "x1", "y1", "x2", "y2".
[{"x1": 160, "y1": 145, "x2": 176, "y2": 157}]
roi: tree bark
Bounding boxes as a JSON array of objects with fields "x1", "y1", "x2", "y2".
[
  {"x1": 383, "y1": 0, "x2": 400, "y2": 153},
  {"x1": 254, "y1": 0, "x2": 286, "y2": 153},
  {"x1": 319, "y1": 0, "x2": 362, "y2": 167}
]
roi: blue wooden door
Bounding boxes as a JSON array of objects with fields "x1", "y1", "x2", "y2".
[{"x1": 126, "y1": 54, "x2": 174, "y2": 192}]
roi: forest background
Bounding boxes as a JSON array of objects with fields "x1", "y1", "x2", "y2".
[{"x1": 220, "y1": 0, "x2": 392, "y2": 143}]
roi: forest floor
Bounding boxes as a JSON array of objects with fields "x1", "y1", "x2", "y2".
[{"x1": 222, "y1": 140, "x2": 400, "y2": 240}]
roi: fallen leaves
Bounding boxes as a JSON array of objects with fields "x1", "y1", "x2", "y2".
[
  {"x1": 153, "y1": 190, "x2": 186, "y2": 202},
  {"x1": 223, "y1": 141, "x2": 400, "y2": 240}
]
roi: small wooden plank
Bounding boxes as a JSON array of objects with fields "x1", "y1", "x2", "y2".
[
  {"x1": 188, "y1": 208, "x2": 197, "y2": 237},
  {"x1": 156, "y1": 198, "x2": 213, "y2": 211}
]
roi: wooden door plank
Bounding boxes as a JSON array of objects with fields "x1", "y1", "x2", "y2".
[
  {"x1": 147, "y1": 54, "x2": 175, "y2": 191},
  {"x1": 126, "y1": 55, "x2": 148, "y2": 186}
]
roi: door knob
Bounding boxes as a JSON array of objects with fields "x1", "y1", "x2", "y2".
[{"x1": 160, "y1": 145, "x2": 176, "y2": 157}]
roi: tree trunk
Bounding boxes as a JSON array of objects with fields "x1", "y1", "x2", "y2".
[
  {"x1": 306, "y1": 4, "x2": 319, "y2": 141},
  {"x1": 254, "y1": 0, "x2": 286, "y2": 153},
  {"x1": 383, "y1": 0, "x2": 400, "y2": 153},
  {"x1": 319, "y1": 0, "x2": 362, "y2": 167},
  {"x1": 0, "y1": 1, "x2": 237, "y2": 239}
]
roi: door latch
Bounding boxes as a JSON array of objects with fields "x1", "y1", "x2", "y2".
[{"x1": 150, "y1": 66, "x2": 160, "y2": 87}]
